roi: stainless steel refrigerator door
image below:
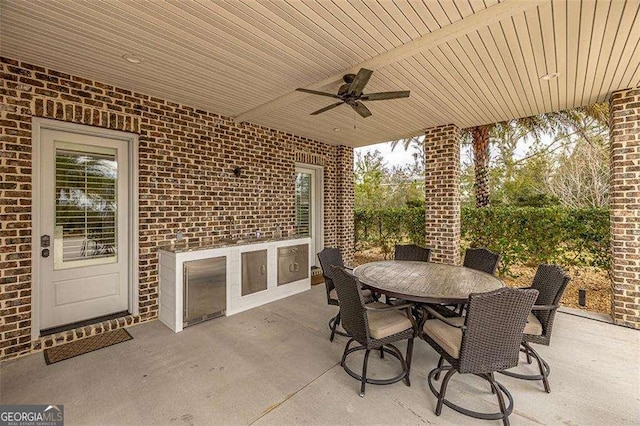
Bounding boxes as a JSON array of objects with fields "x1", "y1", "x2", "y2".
[
  {"x1": 241, "y1": 250, "x2": 268, "y2": 296},
  {"x1": 183, "y1": 256, "x2": 226, "y2": 327}
]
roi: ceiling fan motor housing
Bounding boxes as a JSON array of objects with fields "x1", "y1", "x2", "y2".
[
  {"x1": 343, "y1": 73, "x2": 356, "y2": 83},
  {"x1": 338, "y1": 83, "x2": 351, "y2": 96}
]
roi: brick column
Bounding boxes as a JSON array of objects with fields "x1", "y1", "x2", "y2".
[
  {"x1": 610, "y1": 88, "x2": 640, "y2": 329},
  {"x1": 336, "y1": 145, "x2": 355, "y2": 265},
  {"x1": 424, "y1": 124, "x2": 461, "y2": 264}
]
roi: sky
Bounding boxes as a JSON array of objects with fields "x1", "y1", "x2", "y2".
[
  {"x1": 355, "y1": 140, "x2": 418, "y2": 168},
  {"x1": 355, "y1": 133, "x2": 546, "y2": 170}
]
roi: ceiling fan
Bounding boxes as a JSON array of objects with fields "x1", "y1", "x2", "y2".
[{"x1": 296, "y1": 68, "x2": 410, "y2": 118}]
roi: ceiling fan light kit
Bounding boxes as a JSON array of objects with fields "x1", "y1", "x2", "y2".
[{"x1": 296, "y1": 68, "x2": 410, "y2": 118}]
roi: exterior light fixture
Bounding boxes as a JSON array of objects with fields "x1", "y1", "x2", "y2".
[
  {"x1": 578, "y1": 288, "x2": 586, "y2": 307},
  {"x1": 122, "y1": 54, "x2": 142, "y2": 64},
  {"x1": 540, "y1": 72, "x2": 560, "y2": 81}
]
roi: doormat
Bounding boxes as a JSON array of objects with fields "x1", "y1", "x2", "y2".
[{"x1": 44, "y1": 329, "x2": 133, "y2": 365}]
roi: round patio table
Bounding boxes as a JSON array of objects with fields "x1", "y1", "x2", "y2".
[{"x1": 353, "y1": 260, "x2": 503, "y2": 304}]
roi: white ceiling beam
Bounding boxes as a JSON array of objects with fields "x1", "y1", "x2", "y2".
[{"x1": 234, "y1": 0, "x2": 548, "y2": 123}]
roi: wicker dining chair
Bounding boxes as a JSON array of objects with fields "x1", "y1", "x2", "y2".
[
  {"x1": 394, "y1": 244, "x2": 432, "y2": 262},
  {"x1": 500, "y1": 264, "x2": 571, "y2": 393},
  {"x1": 390, "y1": 244, "x2": 431, "y2": 305},
  {"x1": 420, "y1": 287, "x2": 538, "y2": 426},
  {"x1": 317, "y1": 248, "x2": 375, "y2": 342},
  {"x1": 437, "y1": 247, "x2": 501, "y2": 317},
  {"x1": 331, "y1": 265, "x2": 416, "y2": 397},
  {"x1": 463, "y1": 247, "x2": 500, "y2": 275}
]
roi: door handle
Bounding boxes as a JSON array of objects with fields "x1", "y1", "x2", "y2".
[
  {"x1": 261, "y1": 264, "x2": 266, "y2": 275},
  {"x1": 183, "y1": 267, "x2": 189, "y2": 321}
]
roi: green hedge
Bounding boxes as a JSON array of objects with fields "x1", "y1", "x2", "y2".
[
  {"x1": 355, "y1": 207, "x2": 425, "y2": 258},
  {"x1": 461, "y1": 207, "x2": 610, "y2": 274},
  {"x1": 355, "y1": 207, "x2": 610, "y2": 274}
]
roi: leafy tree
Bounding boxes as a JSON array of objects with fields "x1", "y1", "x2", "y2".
[
  {"x1": 354, "y1": 150, "x2": 386, "y2": 210},
  {"x1": 367, "y1": 103, "x2": 610, "y2": 211},
  {"x1": 385, "y1": 165, "x2": 424, "y2": 208},
  {"x1": 465, "y1": 103, "x2": 609, "y2": 207},
  {"x1": 495, "y1": 153, "x2": 560, "y2": 207},
  {"x1": 546, "y1": 138, "x2": 610, "y2": 207}
]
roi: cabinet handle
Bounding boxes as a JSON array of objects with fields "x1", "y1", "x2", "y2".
[
  {"x1": 183, "y1": 268, "x2": 189, "y2": 320},
  {"x1": 261, "y1": 264, "x2": 266, "y2": 275}
]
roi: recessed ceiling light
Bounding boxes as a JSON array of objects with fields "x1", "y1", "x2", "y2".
[
  {"x1": 540, "y1": 72, "x2": 560, "y2": 81},
  {"x1": 122, "y1": 54, "x2": 142, "y2": 64},
  {"x1": 333, "y1": 127, "x2": 341, "y2": 132}
]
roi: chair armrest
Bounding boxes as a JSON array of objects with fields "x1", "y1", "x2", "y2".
[
  {"x1": 531, "y1": 304, "x2": 559, "y2": 311},
  {"x1": 422, "y1": 306, "x2": 467, "y2": 330}
]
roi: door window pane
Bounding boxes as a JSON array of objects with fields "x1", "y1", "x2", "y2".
[
  {"x1": 54, "y1": 147, "x2": 118, "y2": 269},
  {"x1": 295, "y1": 172, "x2": 312, "y2": 237}
]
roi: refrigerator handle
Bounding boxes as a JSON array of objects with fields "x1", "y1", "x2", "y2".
[{"x1": 183, "y1": 265, "x2": 189, "y2": 319}]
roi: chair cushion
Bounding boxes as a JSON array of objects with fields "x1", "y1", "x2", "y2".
[
  {"x1": 524, "y1": 312, "x2": 543, "y2": 336},
  {"x1": 330, "y1": 288, "x2": 374, "y2": 303},
  {"x1": 367, "y1": 304, "x2": 413, "y2": 340},
  {"x1": 362, "y1": 288, "x2": 375, "y2": 303},
  {"x1": 329, "y1": 288, "x2": 338, "y2": 301},
  {"x1": 422, "y1": 317, "x2": 465, "y2": 359}
]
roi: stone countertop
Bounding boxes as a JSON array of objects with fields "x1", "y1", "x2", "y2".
[{"x1": 158, "y1": 234, "x2": 310, "y2": 253}]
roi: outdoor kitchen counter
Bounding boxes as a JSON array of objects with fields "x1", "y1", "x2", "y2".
[
  {"x1": 158, "y1": 234, "x2": 308, "y2": 253},
  {"x1": 158, "y1": 235, "x2": 311, "y2": 332}
]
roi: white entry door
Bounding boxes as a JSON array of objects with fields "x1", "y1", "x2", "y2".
[
  {"x1": 295, "y1": 166, "x2": 323, "y2": 267},
  {"x1": 39, "y1": 128, "x2": 129, "y2": 330}
]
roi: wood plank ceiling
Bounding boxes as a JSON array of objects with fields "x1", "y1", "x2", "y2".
[{"x1": 1, "y1": 0, "x2": 639, "y2": 147}]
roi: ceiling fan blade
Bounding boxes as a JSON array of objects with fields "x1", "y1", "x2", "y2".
[
  {"x1": 310, "y1": 101, "x2": 344, "y2": 115},
  {"x1": 361, "y1": 91, "x2": 410, "y2": 101},
  {"x1": 348, "y1": 68, "x2": 373, "y2": 96},
  {"x1": 296, "y1": 88, "x2": 341, "y2": 99},
  {"x1": 351, "y1": 101, "x2": 372, "y2": 118}
]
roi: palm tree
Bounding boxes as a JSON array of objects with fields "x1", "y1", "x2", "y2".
[
  {"x1": 466, "y1": 103, "x2": 609, "y2": 207},
  {"x1": 391, "y1": 103, "x2": 609, "y2": 208},
  {"x1": 470, "y1": 125, "x2": 492, "y2": 207}
]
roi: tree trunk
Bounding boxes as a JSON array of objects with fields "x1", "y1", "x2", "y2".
[{"x1": 472, "y1": 125, "x2": 492, "y2": 208}]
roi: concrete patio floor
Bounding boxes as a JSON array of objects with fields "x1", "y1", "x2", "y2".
[{"x1": 1, "y1": 285, "x2": 638, "y2": 425}]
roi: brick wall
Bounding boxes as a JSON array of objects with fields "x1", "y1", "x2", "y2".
[
  {"x1": 0, "y1": 57, "x2": 354, "y2": 360},
  {"x1": 335, "y1": 145, "x2": 355, "y2": 265},
  {"x1": 609, "y1": 88, "x2": 640, "y2": 329},
  {"x1": 423, "y1": 124, "x2": 461, "y2": 265}
]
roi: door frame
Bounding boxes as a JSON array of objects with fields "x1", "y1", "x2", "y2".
[
  {"x1": 31, "y1": 118, "x2": 139, "y2": 340},
  {"x1": 295, "y1": 163, "x2": 324, "y2": 266}
]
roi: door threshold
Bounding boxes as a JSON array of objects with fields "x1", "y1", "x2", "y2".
[{"x1": 40, "y1": 311, "x2": 129, "y2": 337}]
